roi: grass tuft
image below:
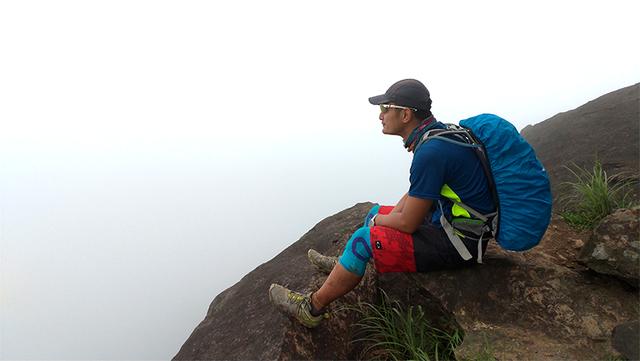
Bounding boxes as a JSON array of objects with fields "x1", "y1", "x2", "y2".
[
  {"x1": 348, "y1": 290, "x2": 462, "y2": 361},
  {"x1": 560, "y1": 160, "x2": 637, "y2": 230}
]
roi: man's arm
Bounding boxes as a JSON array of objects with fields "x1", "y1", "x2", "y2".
[
  {"x1": 375, "y1": 195, "x2": 432, "y2": 233},
  {"x1": 390, "y1": 193, "x2": 409, "y2": 214}
]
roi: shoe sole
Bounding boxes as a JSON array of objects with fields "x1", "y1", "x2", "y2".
[{"x1": 268, "y1": 283, "x2": 279, "y2": 305}]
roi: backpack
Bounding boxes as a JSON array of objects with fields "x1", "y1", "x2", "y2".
[{"x1": 418, "y1": 113, "x2": 552, "y2": 260}]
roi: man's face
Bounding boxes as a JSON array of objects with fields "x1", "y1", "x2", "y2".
[{"x1": 379, "y1": 104, "x2": 407, "y2": 136}]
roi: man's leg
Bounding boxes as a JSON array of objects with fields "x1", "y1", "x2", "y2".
[
  {"x1": 284, "y1": 206, "x2": 487, "y2": 325},
  {"x1": 311, "y1": 204, "x2": 397, "y2": 309},
  {"x1": 269, "y1": 225, "x2": 373, "y2": 327},
  {"x1": 311, "y1": 263, "x2": 361, "y2": 310},
  {"x1": 270, "y1": 205, "x2": 399, "y2": 327}
]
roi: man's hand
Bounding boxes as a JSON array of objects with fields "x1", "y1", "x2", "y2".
[{"x1": 375, "y1": 195, "x2": 432, "y2": 233}]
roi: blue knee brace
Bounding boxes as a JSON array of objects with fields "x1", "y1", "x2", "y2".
[
  {"x1": 339, "y1": 226, "x2": 373, "y2": 277},
  {"x1": 363, "y1": 204, "x2": 380, "y2": 227}
]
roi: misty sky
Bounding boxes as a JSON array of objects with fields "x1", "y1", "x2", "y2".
[{"x1": 1, "y1": 0, "x2": 639, "y2": 359}]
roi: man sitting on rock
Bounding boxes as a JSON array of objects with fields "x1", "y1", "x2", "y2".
[{"x1": 269, "y1": 79, "x2": 496, "y2": 328}]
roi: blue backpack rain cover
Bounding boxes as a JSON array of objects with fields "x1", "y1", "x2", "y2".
[{"x1": 459, "y1": 114, "x2": 552, "y2": 251}]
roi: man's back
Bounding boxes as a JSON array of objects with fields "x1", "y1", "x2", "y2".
[{"x1": 409, "y1": 134, "x2": 495, "y2": 225}]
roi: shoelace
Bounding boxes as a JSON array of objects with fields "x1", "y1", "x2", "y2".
[
  {"x1": 287, "y1": 291, "x2": 329, "y2": 319},
  {"x1": 287, "y1": 291, "x2": 305, "y2": 303}
]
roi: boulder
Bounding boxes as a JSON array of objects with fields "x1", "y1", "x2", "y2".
[
  {"x1": 612, "y1": 320, "x2": 640, "y2": 361},
  {"x1": 174, "y1": 205, "x2": 639, "y2": 360},
  {"x1": 578, "y1": 208, "x2": 640, "y2": 288}
]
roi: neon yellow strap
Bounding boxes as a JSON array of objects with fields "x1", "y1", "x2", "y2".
[{"x1": 440, "y1": 184, "x2": 471, "y2": 218}]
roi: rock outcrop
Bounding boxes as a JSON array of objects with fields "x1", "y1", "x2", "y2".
[
  {"x1": 521, "y1": 83, "x2": 640, "y2": 202},
  {"x1": 174, "y1": 204, "x2": 639, "y2": 360},
  {"x1": 578, "y1": 208, "x2": 640, "y2": 288}
]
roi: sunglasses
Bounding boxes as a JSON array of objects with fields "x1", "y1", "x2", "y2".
[{"x1": 379, "y1": 104, "x2": 418, "y2": 113}]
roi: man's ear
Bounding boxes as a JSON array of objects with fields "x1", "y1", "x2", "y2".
[{"x1": 402, "y1": 109, "x2": 413, "y2": 123}]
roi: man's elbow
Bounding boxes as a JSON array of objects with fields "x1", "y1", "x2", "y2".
[{"x1": 398, "y1": 219, "x2": 420, "y2": 234}]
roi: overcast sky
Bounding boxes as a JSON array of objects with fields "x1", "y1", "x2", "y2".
[{"x1": 1, "y1": 0, "x2": 639, "y2": 359}]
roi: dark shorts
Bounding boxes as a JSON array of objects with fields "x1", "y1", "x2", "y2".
[{"x1": 370, "y1": 206, "x2": 489, "y2": 273}]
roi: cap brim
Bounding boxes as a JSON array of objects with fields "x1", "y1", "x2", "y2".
[{"x1": 368, "y1": 94, "x2": 389, "y2": 105}]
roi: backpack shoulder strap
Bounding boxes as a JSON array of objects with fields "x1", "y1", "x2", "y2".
[{"x1": 417, "y1": 124, "x2": 482, "y2": 150}]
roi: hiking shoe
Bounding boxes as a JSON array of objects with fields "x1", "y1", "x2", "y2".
[
  {"x1": 268, "y1": 284, "x2": 326, "y2": 328},
  {"x1": 307, "y1": 249, "x2": 338, "y2": 274}
]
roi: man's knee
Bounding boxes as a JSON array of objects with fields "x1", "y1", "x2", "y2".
[
  {"x1": 339, "y1": 226, "x2": 372, "y2": 276},
  {"x1": 363, "y1": 204, "x2": 380, "y2": 227}
]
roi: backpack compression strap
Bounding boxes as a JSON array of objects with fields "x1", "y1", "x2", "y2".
[{"x1": 438, "y1": 201, "x2": 473, "y2": 261}]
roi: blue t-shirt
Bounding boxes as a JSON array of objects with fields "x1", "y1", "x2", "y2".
[{"x1": 408, "y1": 135, "x2": 495, "y2": 226}]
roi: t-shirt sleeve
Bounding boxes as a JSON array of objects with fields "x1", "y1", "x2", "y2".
[{"x1": 408, "y1": 145, "x2": 446, "y2": 200}]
